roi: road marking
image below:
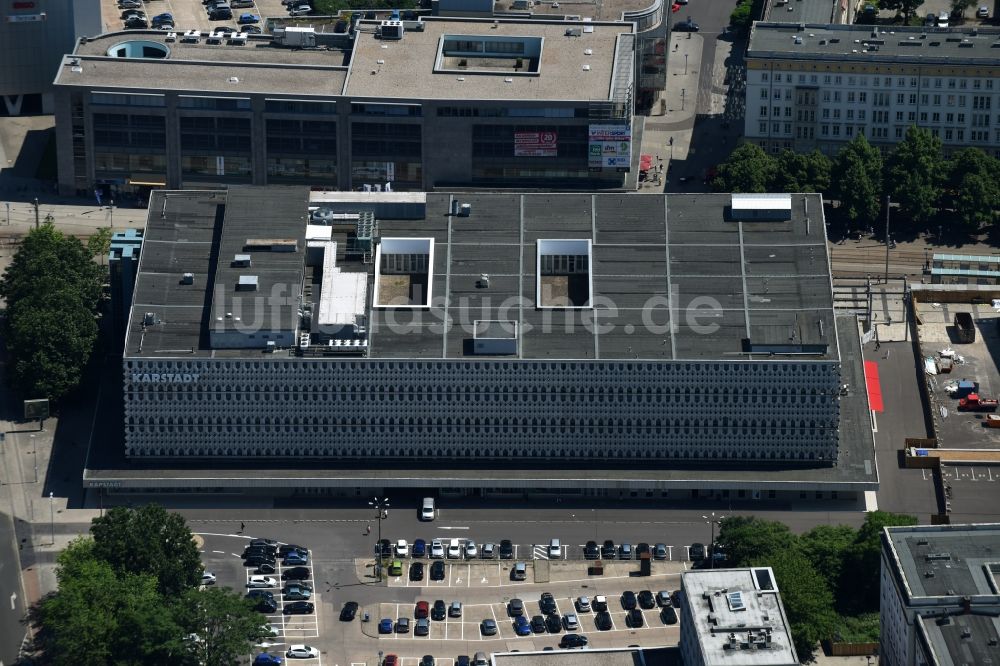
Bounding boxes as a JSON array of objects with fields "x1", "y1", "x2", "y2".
[
  {"x1": 212, "y1": 550, "x2": 225, "y2": 554},
  {"x1": 439, "y1": 526, "x2": 469, "y2": 530},
  {"x1": 10, "y1": 592, "x2": 16, "y2": 610},
  {"x1": 666, "y1": 545, "x2": 674, "y2": 560}
]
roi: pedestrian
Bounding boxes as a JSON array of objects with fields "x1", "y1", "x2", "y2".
[
  {"x1": 874, "y1": 341, "x2": 880, "y2": 351},
  {"x1": 240, "y1": 521, "x2": 245, "y2": 533},
  {"x1": 366, "y1": 523, "x2": 372, "y2": 535}
]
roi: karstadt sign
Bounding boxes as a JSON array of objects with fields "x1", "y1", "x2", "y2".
[{"x1": 130, "y1": 373, "x2": 200, "y2": 384}]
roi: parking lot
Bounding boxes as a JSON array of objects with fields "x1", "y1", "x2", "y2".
[{"x1": 103, "y1": 0, "x2": 310, "y2": 34}]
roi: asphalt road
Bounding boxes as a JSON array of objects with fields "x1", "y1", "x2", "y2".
[{"x1": 0, "y1": 511, "x2": 27, "y2": 665}]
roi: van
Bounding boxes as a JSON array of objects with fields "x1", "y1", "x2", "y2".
[
  {"x1": 548, "y1": 538, "x2": 561, "y2": 559},
  {"x1": 421, "y1": 497, "x2": 435, "y2": 521},
  {"x1": 512, "y1": 561, "x2": 527, "y2": 580}
]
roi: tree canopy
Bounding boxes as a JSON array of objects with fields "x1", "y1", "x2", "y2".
[
  {"x1": 885, "y1": 126, "x2": 943, "y2": 225},
  {"x1": 712, "y1": 143, "x2": 777, "y2": 193},
  {"x1": 831, "y1": 133, "x2": 883, "y2": 228},
  {"x1": 0, "y1": 223, "x2": 102, "y2": 401},
  {"x1": 36, "y1": 506, "x2": 266, "y2": 664}
]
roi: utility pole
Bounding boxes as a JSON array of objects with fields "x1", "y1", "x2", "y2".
[
  {"x1": 703, "y1": 512, "x2": 725, "y2": 569},
  {"x1": 33, "y1": 197, "x2": 39, "y2": 229},
  {"x1": 884, "y1": 195, "x2": 891, "y2": 285},
  {"x1": 49, "y1": 492, "x2": 55, "y2": 546},
  {"x1": 369, "y1": 496, "x2": 390, "y2": 582},
  {"x1": 110, "y1": 199, "x2": 115, "y2": 229}
]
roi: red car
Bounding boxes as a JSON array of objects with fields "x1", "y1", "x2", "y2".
[
  {"x1": 671, "y1": 2, "x2": 680, "y2": 11},
  {"x1": 415, "y1": 600, "x2": 429, "y2": 619},
  {"x1": 383, "y1": 656, "x2": 398, "y2": 666}
]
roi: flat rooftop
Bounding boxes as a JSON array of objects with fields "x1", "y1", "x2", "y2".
[
  {"x1": 748, "y1": 23, "x2": 1000, "y2": 64},
  {"x1": 91, "y1": 319, "x2": 875, "y2": 489},
  {"x1": 917, "y1": 612, "x2": 1000, "y2": 666},
  {"x1": 345, "y1": 17, "x2": 632, "y2": 101},
  {"x1": 681, "y1": 568, "x2": 798, "y2": 666},
  {"x1": 124, "y1": 190, "x2": 840, "y2": 363},
  {"x1": 56, "y1": 32, "x2": 349, "y2": 94},
  {"x1": 763, "y1": 0, "x2": 843, "y2": 25},
  {"x1": 883, "y1": 524, "x2": 1000, "y2": 599}
]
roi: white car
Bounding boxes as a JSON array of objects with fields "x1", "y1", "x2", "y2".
[
  {"x1": 938, "y1": 10, "x2": 950, "y2": 27},
  {"x1": 394, "y1": 539, "x2": 409, "y2": 557},
  {"x1": 465, "y1": 542, "x2": 478, "y2": 558},
  {"x1": 576, "y1": 596, "x2": 591, "y2": 612},
  {"x1": 288, "y1": 5, "x2": 312, "y2": 15},
  {"x1": 286, "y1": 645, "x2": 320, "y2": 658},
  {"x1": 447, "y1": 539, "x2": 462, "y2": 559},
  {"x1": 247, "y1": 575, "x2": 278, "y2": 588},
  {"x1": 430, "y1": 540, "x2": 445, "y2": 558},
  {"x1": 421, "y1": 497, "x2": 435, "y2": 521},
  {"x1": 200, "y1": 572, "x2": 216, "y2": 585},
  {"x1": 261, "y1": 623, "x2": 281, "y2": 637},
  {"x1": 563, "y1": 612, "x2": 579, "y2": 630},
  {"x1": 978, "y1": 5, "x2": 989, "y2": 18}
]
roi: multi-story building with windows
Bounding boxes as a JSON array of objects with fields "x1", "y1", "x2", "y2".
[
  {"x1": 679, "y1": 567, "x2": 798, "y2": 666},
  {"x1": 91, "y1": 187, "x2": 878, "y2": 497},
  {"x1": 880, "y1": 523, "x2": 1000, "y2": 666},
  {"x1": 745, "y1": 23, "x2": 1000, "y2": 156},
  {"x1": 52, "y1": 16, "x2": 635, "y2": 198}
]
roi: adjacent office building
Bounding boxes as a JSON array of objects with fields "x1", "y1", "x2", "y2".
[
  {"x1": 930, "y1": 252, "x2": 1000, "y2": 285},
  {"x1": 121, "y1": 187, "x2": 846, "y2": 465},
  {"x1": 0, "y1": 0, "x2": 101, "y2": 115},
  {"x1": 53, "y1": 16, "x2": 635, "y2": 197},
  {"x1": 679, "y1": 567, "x2": 798, "y2": 666},
  {"x1": 745, "y1": 23, "x2": 1000, "y2": 156},
  {"x1": 880, "y1": 523, "x2": 1000, "y2": 666}
]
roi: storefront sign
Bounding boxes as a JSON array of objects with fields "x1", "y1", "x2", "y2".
[
  {"x1": 130, "y1": 373, "x2": 200, "y2": 383},
  {"x1": 514, "y1": 131, "x2": 558, "y2": 157},
  {"x1": 588, "y1": 124, "x2": 631, "y2": 168}
]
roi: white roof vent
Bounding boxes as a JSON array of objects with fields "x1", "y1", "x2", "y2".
[
  {"x1": 181, "y1": 273, "x2": 194, "y2": 285},
  {"x1": 228, "y1": 76, "x2": 239, "y2": 84},
  {"x1": 582, "y1": 64, "x2": 591, "y2": 71},
  {"x1": 584, "y1": 48, "x2": 593, "y2": 55},
  {"x1": 236, "y1": 275, "x2": 259, "y2": 291},
  {"x1": 165, "y1": 32, "x2": 177, "y2": 42}
]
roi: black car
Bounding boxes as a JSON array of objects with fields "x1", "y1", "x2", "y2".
[
  {"x1": 661, "y1": 605, "x2": 678, "y2": 625},
  {"x1": 242, "y1": 25, "x2": 262, "y2": 34},
  {"x1": 284, "y1": 601, "x2": 314, "y2": 615},
  {"x1": 560, "y1": 633, "x2": 589, "y2": 649},
  {"x1": 212, "y1": 25, "x2": 238, "y2": 34},
  {"x1": 499, "y1": 539, "x2": 514, "y2": 559},
  {"x1": 430, "y1": 560, "x2": 446, "y2": 581},
  {"x1": 209, "y1": 8, "x2": 233, "y2": 19},
  {"x1": 601, "y1": 540, "x2": 616, "y2": 558},
  {"x1": 339, "y1": 601, "x2": 359, "y2": 621},
  {"x1": 244, "y1": 555, "x2": 276, "y2": 568},
  {"x1": 530, "y1": 615, "x2": 547, "y2": 633},
  {"x1": 595, "y1": 611, "x2": 613, "y2": 631},
  {"x1": 621, "y1": 591, "x2": 637, "y2": 610},
  {"x1": 508, "y1": 598, "x2": 524, "y2": 617},
  {"x1": 539, "y1": 592, "x2": 557, "y2": 615},
  {"x1": 123, "y1": 16, "x2": 148, "y2": 28},
  {"x1": 251, "y1": 597, "x2": 278, "y2": 613},
  {"x1": 254, "y1": 562, "x2": 276, "y2": 574},
  {"x1": 627, "y1": 608, "x2": 644, "y2": 627},
  {"x1": 410, "y1": 562, "x2": 424, "y2": 582},
  {"x1": 246, "y1": 589, "x2": 274, "y2": 601},
  {"x1": 584, "y1": 541, "x2": 599, "y2": 559},
  {"x1": 432, "y1": 599, "x2": 446, "y2": 621},
  {"x1": 545, "y1": 613, "x2": 562, "y2": 633},
  {"x1": 671, "y1": 590, "x2": 682, "y2": 607},
  {"x1": 638, "y1": 590, "x2": 656, "y2": 609},
  {"x1": 592, "y1": 596, "x2": 608, "y2": 612},
  {"x1": 419, "y1": 657, "x2": 435, "y2": 666},
  {"x1": 278, "y1": 544, "x2": 307, "y2": 557},
  {"x1": 378, "y1": 539, "x2": 393, "y2": 558},
  {"x1": 244, "y1": 544, "x2": 276, "y2": 557},
  {"x1": 636, "y1": 542, "x2": 650, "y2": 557},
  {"x1": 282, "y1": 566, "x2": 311, "y2": 581},
  {"x1": 689, "y1": 542, "x2": 706, "y2": 562},
  {"x1": 672, "y1": 17, "x2": 699, "y2": 31}
]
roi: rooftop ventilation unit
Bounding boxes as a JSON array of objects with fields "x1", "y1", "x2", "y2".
[
  {"x1": 206, "y1": 35, "x2": 222, "y2": 45},
  {"x1": 380, "y1": 20, "x2": 404, "y2": 40},
  {"x1": 473, "y1": 320, "x2": 518, "y2": 355},
  {"x1": 565, "y1": 28, "x2": 582, "y2": 36},
  {"x1": 236, "y1": 275, "x2": 259, "y2": 291},
  {"x1": 143, "y1": 312, "x2": 157, "y2": 326},
  {"x1": 165, "y1": 32, "x2": 177, "y2": 42},
  {"x1": 229, "y1": 33, "x2": 247, "y2": 45},
  {"x1": 181, "y1": 273, "x2": 194, "y2": 285},
  {"x1": 233, "y1": 254, "x2": 251, "y2": 267},
  {"x1": 181, "y1": 30, "x2": 201, "y2": 43}
]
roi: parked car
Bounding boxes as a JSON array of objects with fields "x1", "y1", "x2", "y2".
[
  {"x1": 661, "y1": 605, "x2": 678, "y2": 624},
  {"x1": 621, "y1": 591, "x2": 637, "y2": 610},
  {"x1": 278, "y1": 544, "x2": 307, "y2": 557},
  {"x1": 474, "y1": 654, "x2": 489, "y2": 666},
  {"x1": 539, "y1": 592, "x2": 557, "y2": 615},
  {"x1": 254, "y1": 654, "x2": 282, "y2": 666},
  {"x1": 575, "y1": 596, "x2": 591, "y2": 612},
  {"x1": 482, "y1": 543, "x2": 495, "y2": 559},
  {"x1": 246, "y1": 576, "x2": 277, "y2": 588},
  {"x1": 430, "y1": 560, "x2": 446, "y2": 580},
  {"x1": 657, "y1": 590, "x2": 672, "y2": 607},
  {"x1": 638, "y1": 590, "x2": 656, "y2": 609},
  {"x1": 618, "y1": 543, "x2": 633, "y2": 560},
  {"x1": 282, "y1": 566, "x2": 311, "y2": 581},
  {"x1": 383, "y1": 656, "x2": 398, "y2": 666},
  {"x1": 636, "y1": 542, "x2": 651, "y2": 557},
  {"x1": 340, "y1": 601, "x2": 359, "y2": 621},
  {"x1": 432, "y1": 599, "x2": 446, "y2": 620},
  {"x1": 410, "y1": 562, "x2": 424, "y2": 581},
  {"x1": 286, "y1": 645, "x2": 319, "y2": 659},
  {"x1": 254, "y1": 562, "x2": 276, "y2": 574},
  {"x1": 584, "y1": 541, "x2": 599, "y2": 559},
  {"x1": 415, "y1": 600, "x2": 429, "y2": 619},
  {"x1": 595, "y1": 611, "x2": 613, "y2": 630},
  {"x1": 508, "y1": 598, "x2": 524, "y2": 616},
  {"x1": 627, "y1": 608, "x2": 644, "y2": 627},
  {"x1": 200, "y1": 572, "x2": 216, "y2": 585},
  {"x1": 229, "y1": 0, "x2": 252, "y2": 6},
  {"x1": 465, "y1": 542, "x2": 478, "y2": 559},
  {"x1": 283, "y1": 601, "x2": 314, "y2": 615},
  {"x1": 118, "y1": 0, "x2": 142, "y2": 8},
  {"x1": 560, "y1": 633, "x2": 588, "y2": 649},
  {"x1": 379, "y1": 618, "x2": 393, "y2": 633},
  {"x1": 938, "y1": 10, "x2": 950, "y2": 27},
  {"x1": 601, "y1": 540, "x2": 616, "y2": 558},
  {"x1": 449, "y1": 601, "x2": 463, "y2": 617},
  {"x1": 282, "y1": 584, "x2": 312, "y2": 600},
  {"x1": 288, "y1": 5, "x2": 312, "y2": 16},
  {"x1": 245, "y1": 589, "x2": 275, "y2": 604},
  {"x1": 415, "y1": 618, "x2": 430, "y2": 636},
  {"x1": 395, "y1": 617, "x2": 410, "y2": 633},
  {"x1": 978, "y1": 5, "x2": 990, "y2": 18},
  {"x1": 512, "y1": 562, "x2": 527, "y2": 581},
  {"x1": 545, "y1": 613, "x2": 562, "y2": 633},
  {"x1": 430, "y1": 540, "x2": 444, "y2": 558},
  {"x1": 592, "y1": 595, "x2": 608, "y2": 612},
  {"x1": 378, "y1": 539, "x2": 393, "y2": 558},
  {"x1": 284, "y1": 551, "x2": 308, "y2": 566},
  {"x1": 513, "y1": 615, "x2": 531, "y2": 635},
  {"x1": 480, "y1": 618, "x2": 498, "y2": 636},
  {"x1": 548, "y1": 539, "x2": 561, "y2": 559},
  {"x1": 563, "y1": 613, "x2": 579, "y2": 630},
  {"x1": 388, "y1": 560, "x2": 403, "y2": 576},
  {"x1": 499, "y1": 539, "x2": 514, "y2": 559},
  {"x1": 447, "y1": 540, "x2": 462, "y2": 559},
  {"x1": 395, "y1": 539, "x2": 409, "y2": 557},
  {"x1": 123, "y1": 16, "x2": 148, "y2": 28},
  {"x1": 530, "y1": 615, "x2": 546, "y2": 633},
  {"x1": 421, "y1": 497, "x2": 435, "y2": 520},
  {"x1": 209, "y1": 8, "x2": 233, "y2": 19},
  {"x1": 151, "y1": 12, "x2": 173, "y2": 24},
  {"x1": 412, "y1": 538, "x2": 427, "y2": 557},
  {"x1": 654, "y1": 543, "x2": 668, "y2": 560},
  {"x1": 673, "y1": 17, "x2": 699, "y2": 31}
]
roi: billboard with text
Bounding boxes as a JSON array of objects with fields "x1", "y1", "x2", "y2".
[
  {"x1": 588, "y1": 124, "x2": 631, "y2": 168},
  {"x1": 514, "y1": 131, "x2": 558, "y2": 157}
]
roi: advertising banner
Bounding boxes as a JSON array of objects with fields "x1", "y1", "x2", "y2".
[
  {"x1": 514, "y1": 131, "x2": 558, "y2": 157},
  {"x1": 588, "y1": 124, "x2": 632, "y2": 168}
]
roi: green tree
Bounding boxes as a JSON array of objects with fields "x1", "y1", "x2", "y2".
[
  {"x1": 716, "y1": 516, "x2": 797, "y2": 566},
  {"x1": 177, "y1": 587, "x2": 271, "y2": 666},
  {"x1": 754, "y1": 549, "x2": 839, "y2": 661},
  {"x1": 38, "y1": 538, "x2": 184, "y2": 666},
  {"x1": 885, "y1": 126, "x2": 943, "y2": 225},
  {"x1": 880, "y1": 0, "x2": 925, "y2": 20},
  {"x1": 730, "y1": 1, "x2": 752, "y2": 31},
  {"x1": 946, "y1": 147, "x2": 1000, "y2": 227},
  {"x1": 838, "y1": 511, "x2": 918, "y2": 614},
  {"x1": 87, "y1": 226, "x2": 113, "y2": 260},
  {"x1": 951, "y1": 0, "x2": 975, "y2": 16},
  {"x1": 90, "y1": 504, "x2": 203, "y2": 597},
  {"x1": 712, "y1": 143, "x2": 777, "y2": 193},
  {"x1": 0, "y1": 223, "x2": 102, "y2": 400},
  {"x1": 797, "y1": 524, "x2": 856, "y2": 600},
  {"x1": 773, "y1": 149, "x2": 832, "y2": 194},
  {"x1": 831, "y1": 133, "x2": 883, "y2": 228}
]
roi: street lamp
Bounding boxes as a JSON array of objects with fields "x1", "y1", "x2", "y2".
[
  {"x1": 684, "y1": 53, "x2": 689, "y2": 75},
  {"x1": 703, "y1": 512, "x2": 725, "y2": 569},
  {"x1": 49, "y1": 492, "x2": 55, "y2": 546},
  {"x1": 369, "y1": 496, "x2": 390, "y2": 582}
]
